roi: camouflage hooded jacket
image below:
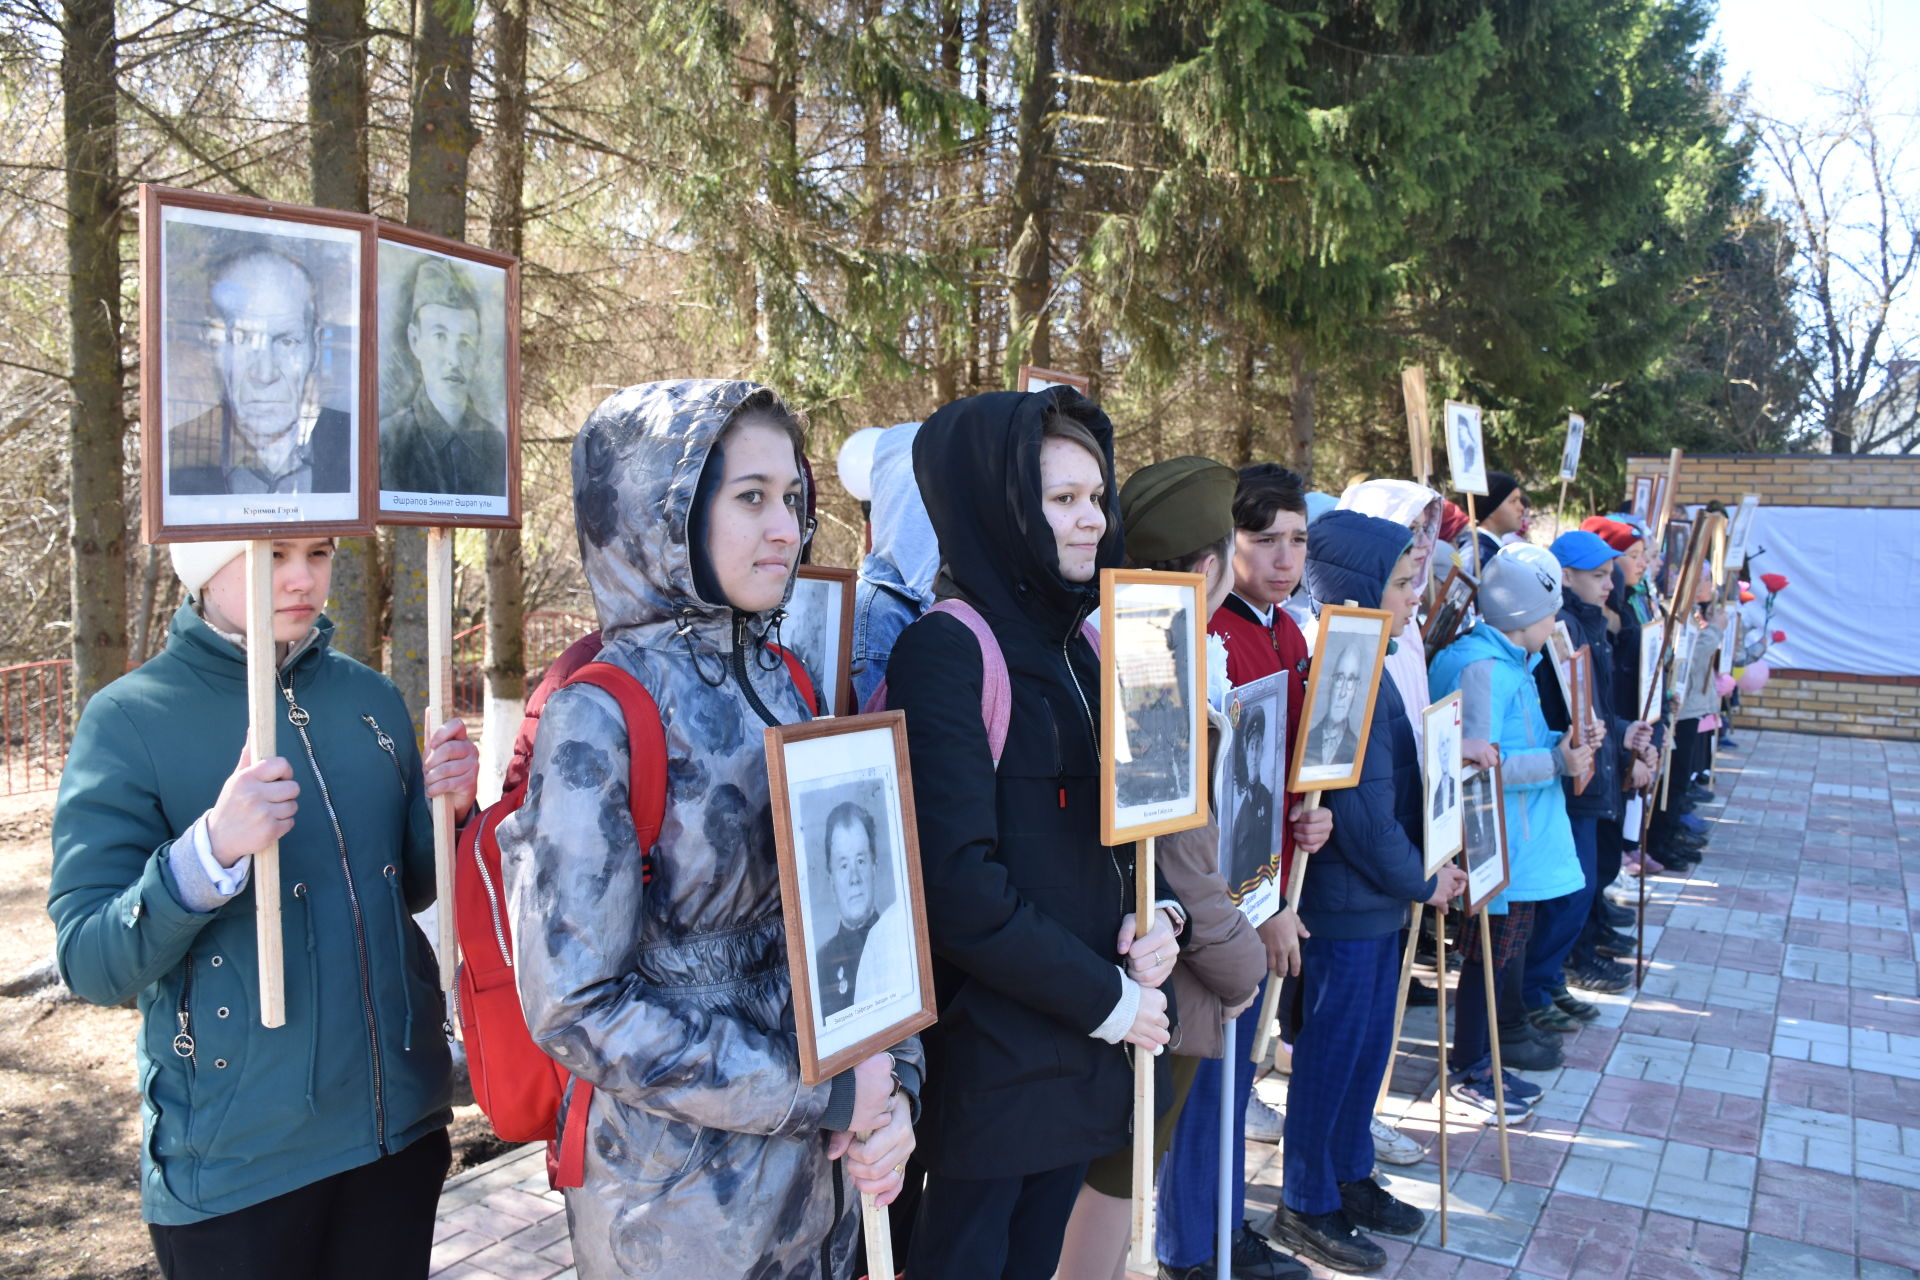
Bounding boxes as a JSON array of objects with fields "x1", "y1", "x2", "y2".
[{"x1": 499, "y1": 380, "x2": 920, "y2": 1279}]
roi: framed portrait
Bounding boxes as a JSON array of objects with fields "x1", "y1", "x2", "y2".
[
  {"x1": 1659, "y1": 518, "x2": 1692, "y2": 598},
  {"x1": 1422, "y1": 692, "x2": 1464, "y2": 875},
  {"x1": 1018, "y1": 365, "x2": 1093, "y2": 398},
  {"x1": 1630, "y1": 476, "x2": 1655, "y2": 521},
  {"x1": 1719, "y1": 617, "x2": 1740, "y2": 677},
  {"x1": 1402, "y1": 366, "x2": 1431, "y2": 480},
  {"x1": 1459, "y1": 759, "x2": 1510, "y2": 914},
  {"x1": 1569, "y1": 645, "x2": 1595, "y2": 796},
  {"x1": 1100, "y1": 569, "x2": 1209, "y2": 844},
  {"x1": 1289, "y1": 604, "x2": 1394, "y2": 792},
  {"x1": 1444, "y1": 400, "x2": 1488, "y2": 496},
  {"x1": 1667, "y1": 511, "x2": 1724, "y2": 627},
  {"x1": 1654, "y1": 450, "x2": 1682, "y2": 532},
  {"x1": 139, "y1": 184, "x2": 376, "y2": 542},
  {"x1": 1217, "y1": 670, "x2": 1288, "y2": 926},
  {"x1": 1421, "y1": 564, "x2": 1478, "y2": 654},
  {"x1": 374, "y1": 222, "x2": 520, "y2": 527},
  {"x1": 783, "y1": 566, "x2": 857, "y2": 716},
  {"x1": 1726, "y1": 493, "x2": 1761, "y2": 567},
  {"x1": 1546, "y1": 620, "x2": 1578, "y2": 714},
  {"x1": 1558, "y1": 414, "x2": 1586, "y2": 482},
  {"x1": 1638, "y1": 621, "x2": 1666, "y2": 721},
  {"x1": 764, "y1": 711, "x2": 936, "y2": 1085}
]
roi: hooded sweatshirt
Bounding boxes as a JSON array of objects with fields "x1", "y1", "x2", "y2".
[
  {"x1": 1295, "y1": 511, "x2": 1438, "y2": 939},
  {"x1": 884, "y1": 388, "x2": 1172, "y2": 1180},
  {"x1": 499, "y1": 380, "x2": 922, "y2": 1280},
  {"x1": 852, "y1": 421, "x2": 937, "y2": 708},
  {"x1": 1337, "y1": 480, "x2": 1443, "y2": 761}
]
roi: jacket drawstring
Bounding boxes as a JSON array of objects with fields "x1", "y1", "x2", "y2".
[
  {"x1": 294, "y1": 883, "x2": 319, "y2": 1114},
  {"x1": 382, "y1": 866, "x2": 415, "y2": 1052}
]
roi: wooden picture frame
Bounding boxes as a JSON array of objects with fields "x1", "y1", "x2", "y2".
[
  {"x1": 764, "y1": 711, "x2": 937, "y2": 1086},
  {"x1": 1669, "y1": 511, "x2": 1723, "y2": 627},
  {"x1": 1559, "y1": 414, "x2": 1585, "y2": 482},
  {"x1": 139, "y1": 184, "x2": 377, "y2": 542},
  {"x1": 1726, "y1": 493, "x2": 1761, "y2": 568},
  {"x1": 785, "y1": 565, "x2": 857, "y2": 716},
  {"x1": 1569, "y1": 646, "x2": 1595, "y2": 796},
  {"x1": 1218, "y1": 670, "x2": 1289, "y2": 927},
  {"x1": 1289, "y1": 603, "x2": 1394, "y2": 793},
  {"x1": 373, "y1": 221, "x2": 521, "y2": 528},
  {"x1": 1638, "y1": 622, "x2": 1666, "y2": 724},
  {"x1": 1659, "y1": 518, "x2": 1692, "y2": 599},
  {"x1": 1422, "y1": 691, "x2": 1465, "y2": 875},
  {"x1": 1099, "y1": 569, "x2": 1210, "y2": 845},
  {"x1": 1654, "y1": 448, "x2": 1683, "y2": 533},
  {"x1": 1018, "y1": 365, "x2": 1093, "y2": 398},
  {"x1": 1402, "y1": 366, "x2": 1432, "y2": 481},
  {"x1": 1444, "y1": 399, "x2": 1488, "y2": 496},
  {"x1": 1459, "y1": 757, "x2": 1510, "y2": 914},
  {"x1": 1546, "y1": 620, "x2": 1578, "y2": 714},
  {"x1": 1422, "y1": 564, "x2": 1478, "y2": 654},
  {"x1": 1630, "y1": 476, "x2": 1655, "y2": 521}
]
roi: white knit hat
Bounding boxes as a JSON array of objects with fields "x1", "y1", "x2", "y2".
[{"x1": 167, "y1": 541, "x2": 247, "y2": 598}]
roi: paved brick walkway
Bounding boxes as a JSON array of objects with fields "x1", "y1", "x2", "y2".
[{"x1": 434, "y1": 728, "x2": 1920, "y2": 1279}]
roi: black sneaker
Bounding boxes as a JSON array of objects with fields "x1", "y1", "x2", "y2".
[
  {"x1": 1158, "y1": 1225, "x2": 1310, "y2": 1280},
  {"x1": 1687, "y1": 783, "x2": 1715, "y2": 804},
  {"x1": 1600, "y1": 900, "x2": 1635, "y2": 929},
  {"x1": 1269, "y1": 1205, "x2": 1388, "y2": 1274},
  {"x1": 1338, "y1": 1176, "x2": 1425, "y2": 1237},
  {"x1": 1594, "y1": 930, "x2": 1637, "y2": 959},
  {"x1": 1497, "y1": 1031, "x2": 1565, "y2": 1071},
  {"x1": 1551, "y1": 984, "x2": 1601, "y2": 1022},
  {"x1": 1406, "y1": 978, "x2": 1439, "y2": 1007}
]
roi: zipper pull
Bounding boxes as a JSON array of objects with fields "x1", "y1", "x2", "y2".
[
  {"x1": 362, "y1": 714, "x2": 396, "y2": 754},
  {"x1": 173, "y1": 1010, "x2": 194, "y2": 1059},
  {"x1": 279, "y1": 681, "x2": 311, "y2": 728}
]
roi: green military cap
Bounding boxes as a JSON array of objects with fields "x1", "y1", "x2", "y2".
[
  {"x1": 409, "y1": 256, "x2": 482, "y2": 319},
  {"x1": 1119, "y1": 455, "x2": 1239, "y2": 563}
]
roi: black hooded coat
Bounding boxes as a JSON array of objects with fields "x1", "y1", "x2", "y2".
[{"x1": 884, "y1": 388, "x2": 1172, "y2": 1180}]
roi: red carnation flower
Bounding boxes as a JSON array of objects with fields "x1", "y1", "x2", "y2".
[
  {"x1": 1772, "y1": 630, "x2": 1786, "y2": 643},
  {"x1": 1761, "y1": 573, "x2": 1790, "y2": 593}
]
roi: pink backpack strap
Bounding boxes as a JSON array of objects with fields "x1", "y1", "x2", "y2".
[{"x1": 859, "y1": 598, "x2": 1014, "y2": 767}]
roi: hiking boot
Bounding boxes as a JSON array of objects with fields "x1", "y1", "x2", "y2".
[
  {"x1": 1528, "y1": 1002, "x2": 1581, "y2": 1034},
  {"x1": 1497, "y1": 1031, "x2": 1564, "y2": 1071},
  {"x1": 1159, "y1": 1224, "x2": 1310, "y2": 1280},
  {"x1": 1369, "y1": 1117, "x2": 1424, "y2": 1166},
  {"x1": 1551, "y1": 985, "x2": 1602, "y2": 1022},
  {"x1": 1338, "y1": 1177, "x2": 1425, "y2": 1236},
  {"x1": 1448, "y1": 1069, "x2": 1534, "y2": 1120},
  {"x1": 1269, "y1": 1205, "x2": 1388, "y2": 1274},
  {"x1": 1245, "y1": 1094, "x2": 1286, "y2": 1143}
]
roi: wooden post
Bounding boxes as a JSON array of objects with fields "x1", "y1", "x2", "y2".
[
  {"x1": 426, "y1": 527, "x2": 457, "y2": 990},
  {"x1": 1557, "y1": 478, "x2": 1570, "y2": 538},
  {"x1": 1128, "y1": 834, "x2": 1159, "y2": 1273},
  {"x1": 1434, "y1": 899, "x2": 1450, "y2": 1246},
  {"x1": 1468, "y1": 516, "x2": 1483, "y2": 578},
  {"x1": 861, "y1": 1182, "x2": 892, "y2": 1280},
  {"x1": 1251, "y1": 790, "x2": 1321, "y2": 1064},
  {"x1": 1477, "y1": 910, "x2": 1512, "y2": 1181},
  {"x1": 1376, "y1": 901, "x2": 1425, "y2": 1112},
  {"x1": 246, "y1": 541, "x2": 286, "y2": 1029},
  {"x1": 1217, "y1": 1015, "x2": 1236, "y2": 1280}
]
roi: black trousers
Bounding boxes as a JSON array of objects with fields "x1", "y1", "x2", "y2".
[
  {"x1": 149, "y1": 1128, "x2": 451, "y2": 1280},
  {"x1": 906, "y1": 1161, "x2": 1089, "y2": 1280}
]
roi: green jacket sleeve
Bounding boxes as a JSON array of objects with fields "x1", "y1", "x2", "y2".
[{"x1": 49, "y1": 695, "x2": 218, "y2": 1007}]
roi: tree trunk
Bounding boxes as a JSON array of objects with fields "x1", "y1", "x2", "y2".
[
  {"x1": 391, "y1": 0, "x2": 476, "y2": 727},
  {"x1": 1286, "y1": 343, "x2": 1316, "y2": 481},
  {"x1": 307, "y1": 0, "x2": 380, "y2": 661},
  {"x1": 1005, "y1": 0, "x2": 1054, "y2": 377},
  {"x1": 480, "y1": 0, "x2": 529, "y2": 803},
  {"x1": 63, "y1": 0, "x2": 127, "y2": 714},
  {"x1": 1230, "y1": 341, "x2": 1256, "y2": 466}
]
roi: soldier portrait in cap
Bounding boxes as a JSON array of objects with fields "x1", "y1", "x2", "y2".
[
  {"x1": 1217, "y1": 670, "x2": 1287, "y2": 923},
  {"x1": 142, "y1": 187, "x2": 373, "y2": 542},
  {"x1": 375, "y1": 231, "x2": 518, "y2": 525}
]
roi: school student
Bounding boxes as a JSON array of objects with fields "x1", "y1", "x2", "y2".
[
  {"x1": 49, "y1": 538, "x2": 478, "y2": 1279},
  {"x1": 1270, "y1": 510, "x2": 1467, "y2": 1275},
  {"x1": 1458, "y1": 473, "x2": 1523, "y2": 568},
  {"x1": 1428, "y1": 545, "x2": 1593, "y2": 1114},
  {"x1": 499, "y1": 380, "x2": 919, "y2": 1279},
  {"x1": 884, "y1": 389, "x2": 1180, "y2": 1280}
]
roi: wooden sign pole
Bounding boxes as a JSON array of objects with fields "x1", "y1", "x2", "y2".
[
  {"x1": 246, "y1": 541, "x2": 286, "y2": 1028},
  {"x1": 1128, "y1": 834, "x2": 1160, "y2": 1273},
  {"x1": 1434, "y1": 900, "x2": 1450, "y2": 1246},
  {"x1": 1376, "y1": 901, "x2": 1425, "y2": 1112},
  {"x1": 1476, "y1": 910, "x2": 1512, "y2": 1181},
  {"x1": 426, "y1": 527, "x2": 458, "y2": 990},
  {"x1": 1217, "y1": 1015, "x2": 1236, "y2": 1280},
  {"x1": 1556, "y1": 478, "x2": 1570, "y2": 538},
  {"x1": 861, "y1": 1178, "x2": 893, "y2": 1280},
  {"x1": 1251, "y1": 790, "x2": 1322, "y2": 1065}
]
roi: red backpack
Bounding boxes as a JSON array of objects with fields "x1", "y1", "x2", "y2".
[{"x1": 455, "y1": 638, "x2": 817, "y2": 1188}]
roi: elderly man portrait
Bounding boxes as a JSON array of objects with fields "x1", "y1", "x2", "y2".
[
  {"x1": 813, "y1": 799, "x2": 908, "y2": 1019},
  {"x1": 380, "y1": 257, "x2": 507, "y2": 496},
  {"x1": 1303, "y1": 637, "x2": 1367, "y2": 770},
  {"x1": 168, "y1": 246, "x2": 352, "y2": 495}
]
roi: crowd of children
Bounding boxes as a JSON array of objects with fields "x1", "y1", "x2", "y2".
[{"x1": 50, "y1": 381, "x2": 1755, "y2": 1280}]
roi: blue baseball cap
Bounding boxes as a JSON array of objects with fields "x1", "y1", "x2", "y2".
[{"x1": 1550, "y1": 530, "x2": 1623, "y2": 570}]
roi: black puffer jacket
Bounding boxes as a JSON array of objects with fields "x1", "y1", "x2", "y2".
[
  {"x1": 884, "y1": 388, "x2": 1171, "y2": 1180},
  {"x1": 1536, "y1": 593, "x2": 1629, "y2": 821}
]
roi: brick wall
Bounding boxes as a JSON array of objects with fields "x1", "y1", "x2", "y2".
[{"x1": 1623, "y1": 453, "x2": 1920, "y2": 742}]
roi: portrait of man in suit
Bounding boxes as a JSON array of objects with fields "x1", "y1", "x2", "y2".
[
  {"x1": 812, "y1": 799, "x2": 908, "y2": 1020},
  {"x1": 1303, "y1": 637, "x2": 1367, "y2": 771}
]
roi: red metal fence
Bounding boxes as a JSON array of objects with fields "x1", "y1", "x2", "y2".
[{"x1": 0, "y1": 611, "x2": 596, "y2": 795}]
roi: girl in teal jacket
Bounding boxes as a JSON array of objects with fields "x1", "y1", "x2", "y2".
[{"x1": 49, "y1": 537, "x2": 477, "y2": 1279}]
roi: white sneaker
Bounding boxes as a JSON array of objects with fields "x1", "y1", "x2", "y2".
[
  {"x1": 1244, "y1": 1094, "x2": 1285, "y2": 1143},
  {"x1": 1603, "y1": 871, "x2": 1639, "y2": 907},
  {"x1": 1369, "y1": 1116, "x2": 1424, "y2": 1166}
]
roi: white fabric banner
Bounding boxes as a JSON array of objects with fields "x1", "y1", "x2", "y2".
[{"x1": 1742, "y1": 506, "x2": 1920, "y2": 678}]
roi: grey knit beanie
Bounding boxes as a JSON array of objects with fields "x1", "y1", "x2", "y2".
[{"x1": 1478, "y1": 543, "x2": 1562, "y2": 631}]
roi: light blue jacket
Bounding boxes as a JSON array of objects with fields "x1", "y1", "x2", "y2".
[
  {"x1": 1429, "y1": 624, "x2": 1581, "y2": 908},
  {"x1": 852, "y1": 422, "x2": 937, "y2": 707}
]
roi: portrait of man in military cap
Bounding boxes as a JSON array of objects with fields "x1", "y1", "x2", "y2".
[{"x1": 376, "y1": 240, "x2": 513, "y2": 516}]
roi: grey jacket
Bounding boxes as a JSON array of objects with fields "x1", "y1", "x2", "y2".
[{"x1": 499, "y1": 380, "x2": 921, "y2": 1279}]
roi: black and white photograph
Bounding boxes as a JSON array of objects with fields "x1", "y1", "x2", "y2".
[
  {"x1": 1460, "y1": 760, "x2": 1510, "y2": 913},
  {"x1": 1421, "y1": 563, "x2": 1478, "y2": 652},
  {"x1": 1726, "y1": 493, "x2": 1761, "y2": 567},
  {"x1": 1547, "y1": 620, "x2": 1578, "y2": 713},
  {"x1": 1217, "y1": 671, "x2": 1287, "y2": 925},
  {"x1": 764, "y1": 712, "x2": 935, "y2": 1085},
  {"x1": 1444, "y1": 399, "x2": 1488, "y2": 496},
  {"x1": 782, "y1": 566, "x2": 856, "y2": 715},
  {"x1": 1423, "y1": 692, "x2": 1464, "y2": 874},
  {"x1": 1289, "y1": 604, "x2": 1393, "y2": 792},
  {"x1": 1639, "y1": 622, "x2": 1666, "y2": 720},
  {"x1": 376, "y1": 225, "x2": 519, "y2": 525},
  {"x1": 1631, "y1": 475, "x2": 1655, "y2": 521},
  {"x1": 141, "y1": 185, "x2": 374, "y2": 541},
  {"x1": 1559, "y1": 413, "x2": 1586, "y2": 482},
  {"x1": 1660, "y1": 518, "x2": 1692, "y2": 597},
  {"x1": 1101, "y1": 569, "x2": 1209, "y2": 844}
]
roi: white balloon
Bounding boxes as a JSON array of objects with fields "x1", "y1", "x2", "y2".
[{"x1": 836, "y1": 426, "x2": 886, "y2": 502}]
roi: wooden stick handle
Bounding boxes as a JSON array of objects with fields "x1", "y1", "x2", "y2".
[
  {"x1": 1435, "y1": 911, "x2": 1449, "y2": 1247},
  {"x1": 427, "y1": 528, "x2": 457, "y2": 991},
  {"x1": 1479, "y1": 909, "x2": 1511, "y2": 1182},
  {"x1": 1249, "y1": 971, "x2": 1283, "y2": 1065},
  {"x1": 1128, "y1": 834, "x2": 1158, "y2": 1272},
  {"x1": 246, "y1": 542, "x2": 285, "y2": 1029},
  {"x1": 860, "y1": 1186, "x2": 892, "y2": 1280},
  {"x1": 1376, "y1": 901, "x2": 1424, "y2": 1113}
]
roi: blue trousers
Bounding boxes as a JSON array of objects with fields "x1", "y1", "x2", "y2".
[
  {"x1": 1282, "y1": 934, "x2": 1398, "y2": 1215},
  {"x1": 1523, "y1": 816, "x2": 1598, "y2": 1008},
  {"x1": 1155, "y1": 979, "x2": 1268, "y2": 1267}
]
